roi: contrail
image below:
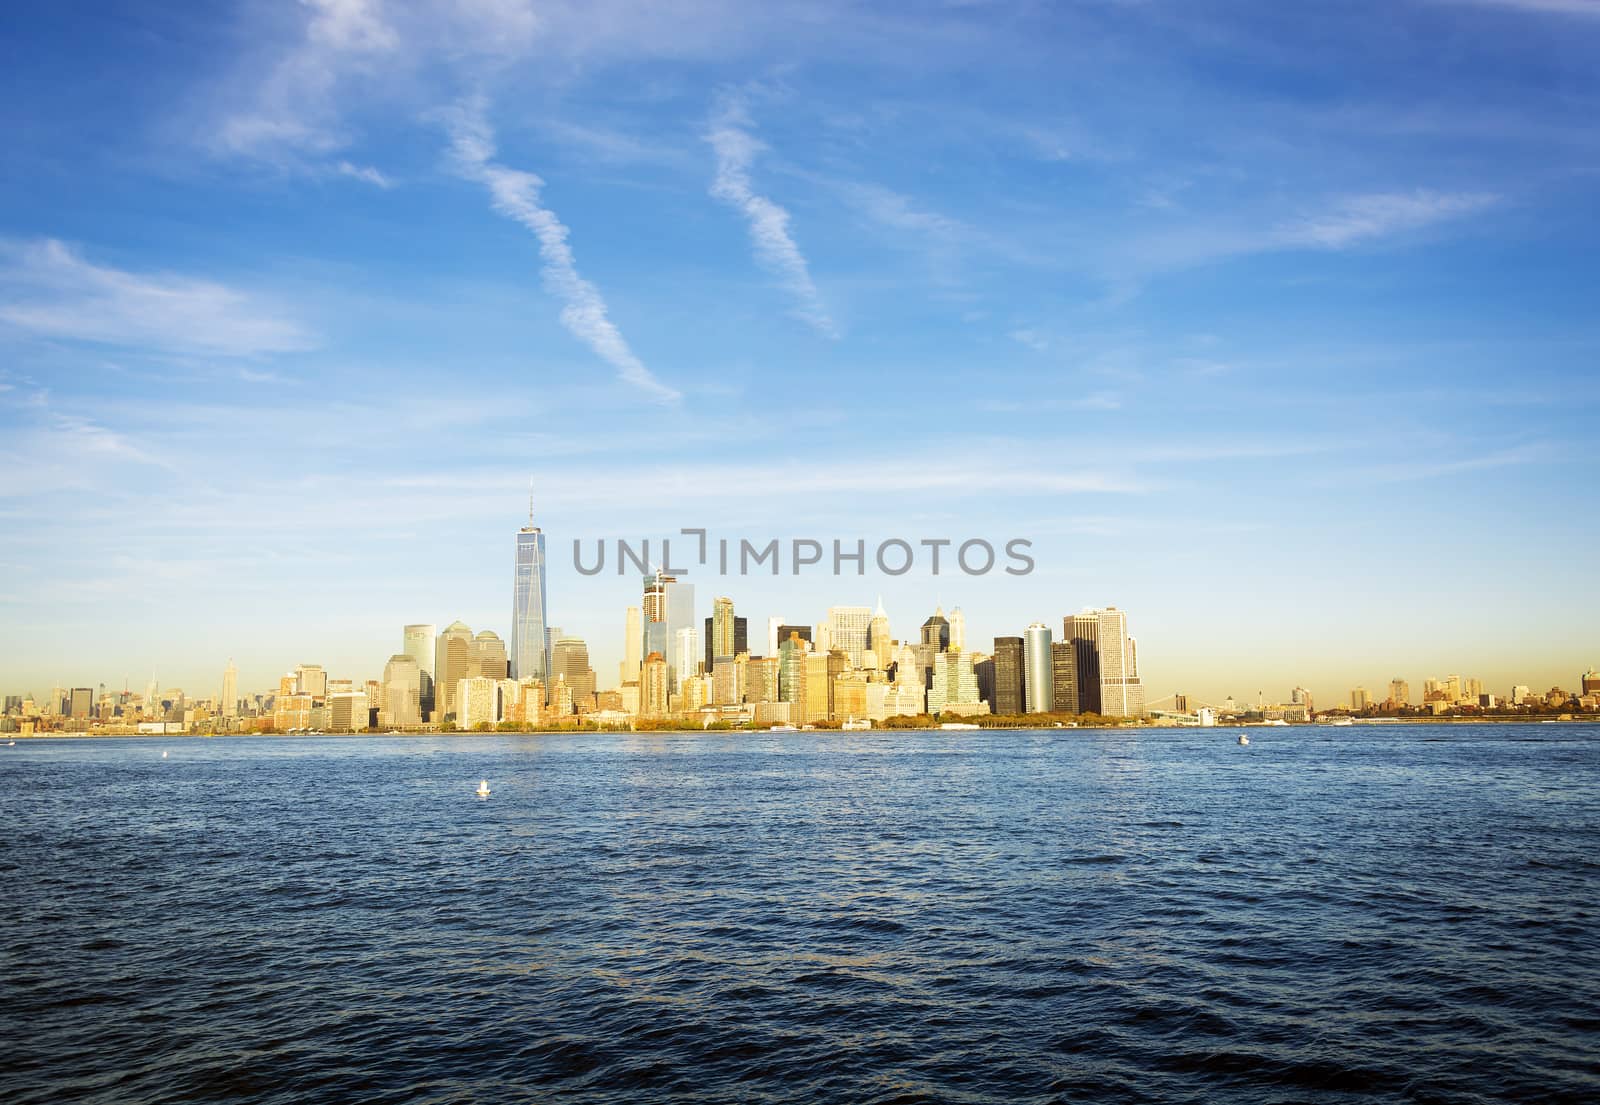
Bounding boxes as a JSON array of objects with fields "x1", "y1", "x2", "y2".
[
  {"x1": 707, "y1": 97, "x2": 837, "y2": 338},
  {"x1": 444, "y1": 98, "x2": 681, "y2": 404}
]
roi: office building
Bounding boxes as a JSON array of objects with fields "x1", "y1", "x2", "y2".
[
  {"x1": 221, "y1": 660, "x2": 238, "y2": 718},
  {"x1": 1050, "y1": 641, "x2": 1079, "y2": 714},
  {"x1": 1065, "y1": 614, "x2": 1102, "y2": 715},
  {"x1": 403, "y1": 623, "x2": 436, "y2": 716},
  {"x1": 641, "y1": 652, "x2": 669, "y2": 718},
  {"x1": 474, "y1": 630, "x2": 509, "y2": 680},
  {"x1": 512, "y1": 497, "x2": 550, "y2": 683},
  {"x1": 1023, "y1": 623, "x2": 1054, "y2": 713},
  {"x1": 435, "y1": 621, "x2": 475, "y2": 719},
  {"x1": 382, "y1": 654, "x2": 421, "y2": 727},
  {"x1": 551, "y1": 636, "x2": 596, "y2": 713},
  {"x1": 948, "y1": 606, "x2": 966, "y2": 652},
  {"x1": 827, "y1": 605, "x2": 872, "y2": 668},
  {"x1": 622, "y1": 606, "x2": 642, "y2": 686},
  {"x1": 869, "y1": 600, "x2": 892, "y2": 670},
  {"x1": 992, "y1": 636, "x2": 1024, "y2": 715}
]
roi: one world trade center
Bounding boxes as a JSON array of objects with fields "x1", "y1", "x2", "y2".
[{"x1": 512, "y1": 492, "x2": 549, "y2": 689}]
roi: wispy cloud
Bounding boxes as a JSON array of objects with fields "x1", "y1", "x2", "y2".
[
  {"x1": 441, "y1": 97, "x2": 681, "y2": 403},
  {"x1": 217, "y1": 0, "x2": 399, "y2": 161},
  {"x1": 707, "y1": 97, "x2": 837, "y2": 338},
  {"x1": 0, "y1": 239, "x2": 314, "y2": 357},
  {"x1": 1439, "y1": 0, "x2": 1600, "y2": 17},
  {"x1": 1277, "y1": 190, "x2": 1500, "y2": 250},
  {"x1": 335, "y1": 160, "x2": 394, "y2": 188}
]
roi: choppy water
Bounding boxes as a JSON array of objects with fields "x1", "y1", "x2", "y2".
[{"x1": 2, "y1": 725, "x2": 1597, "y2": 1103}]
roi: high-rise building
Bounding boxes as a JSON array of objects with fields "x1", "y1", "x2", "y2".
[
  {"x1": 704, "y1": 598, "x2": 747, "y2": 669},
  {"x1": 778, "y1": 633, "x2": 809, "y2": 714},
  {"x1": 1023, "y1": 623, "x2": 1054, "y2": 713},
  {"x1": 1388, "y1": 678, "x2": 1410, "y2": 707},
  {"x1": 642, "y1": 569, "x2": 695, "y2": 692},
  {"x1": 1065, "y1": 614, "x2": 1103, "y2": 715},
  {"x1": 1050, "y1": 642, "x2": 1079, "y2": 714},
  {"x1": 869, "y1": 600, "x2": 891, "y2": 670},
  {"x1": 766, "y1": 615, "x2": 785, "y2": 657},
  {"x1": 948, "y1": 606, "x2": 966, "y2": 652},
  {"x1": 1081, "y1": 607, "x2": 1142, "y2": 718},
  {"x1": 774, "y1": 624, "x2": 811, "y2": 649},
  {"x1": 551, "y1": 636, "x2": 596, "y2": 713},
  {"x1": 455, "y1": 676, "x2": 500, "y2": 730},
  {"x1": 435, "y1": 621, "x2": 475, "y2": 719},
  {"x1": 641, "y1": 652, "x2": 669, "y2": 718},
  {"x1": 622, "y1": 606, "x2": 642, "y2": 686},
  {"x1": 69, "y1": 687, "x2": 92, "y2": 720},
  {"x1": 221, "y1": 660, "x2": 238, "y2": 718},
  {"x1": 382, "y1": 654, "x2": 421, "y2": 727},
  {"x1": 512, "y1": 496, "x2": 550, "y2": 683},
  {"x1": 1351, "y1": 687, "x2": 1371, "y2": 711},
  {"x1": 403, "y1": 623, "x2": 436, "y2": 716},
  {"x1": 295, "y1": 664, "x2": 327, "y2": 699},
  {"x1": 928, "y1": 649, "x2": 984, "y2": 715},
  {"x1": 474, "y1": 630, "x2": 509, "y2": 680},
  {"x1": 827, "y1": 606, "x2": 872, "y2": 668},
  {"x1": 1583, "y1": 669, "x2": 1600, "y2": 696},
  {"x1": 992, "y1": 637, "x2": 1024, "y2": 715}
]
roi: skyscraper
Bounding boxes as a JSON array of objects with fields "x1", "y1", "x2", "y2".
[
  {"x1": 1388, "y1": 678, "x2": 1410, "y2": 707},
  {"x1": 869, "y1": 599, "x2": 891, "y2": 670},
  {"x1": 948, "y1": 606, "x2": 966, "y2": 652},
  {"x1": 704, "y1": 598, "x2": 747, "y2": 669},
  {"x1": 641, "y1": 652, "x2": 669, "y2": 718},
  {"x1": 992, "y1": 637, "x2": 1024, "y2": 715},
  {"x1": 1023, "y1": 623, "x2": 1054, "y2": 713},
  {"x1": 827, "y1": 606, "x2": 872, "y2": 668},
  {"x1": 403, "y1": 623, "x2": 436, "y2": 716},
  {"x1": 622, "y1": 606, "x2": 642, "y2": 686},
  {"x1": 435, "y1": 621, "x2": 474, "y2": 719},
  {"x1": 381, "y1": 654, "x2": 421, "y2": 727},
  {"x1": 512, "y1": 495, "x2": 550, "y2": 684},
  {"x1": 766, "y1": 615, "x2": 785, "y2": 657},
  {"x1": 551, "y1": 636, "x2": 597, "y2": 713},
  {"x1": 221, "y1": 660, "x2": 238, "y2": 718},
  {"x1": 474, "y1": 630, "x2": 509, "y2": 680},
  {"x1": 1065, "y1": 613, "x2": 1103, "y2": 715},
  {"x1": 641, "y1": 568, "x2": 695, "y2": 692},
  {"x1": 1050, "y1": 641, "x2": 1079, "y2": 714},
  {"x1": 1092, "y1": 607, "x2": 1143, "y2": 718}
]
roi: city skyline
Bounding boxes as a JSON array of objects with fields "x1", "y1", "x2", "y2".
[
  {"x1": 4, "y1": 500, "x2": 1594, "y2": 720},
  {"x1": 2, "y1": 1, "x2": 1597, "y2": 701}
]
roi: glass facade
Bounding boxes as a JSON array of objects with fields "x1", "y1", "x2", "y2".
[{"x1": 512, "y1": 527, "x2": 549, "y2": 682}]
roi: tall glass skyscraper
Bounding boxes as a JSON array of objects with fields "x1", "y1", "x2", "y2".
[{"x1": 512, "y1": 501, "x2": 549, "y2": 684}]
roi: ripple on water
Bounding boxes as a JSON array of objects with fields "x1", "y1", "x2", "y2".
[{"x1": 1, "y1": 725, "x2": 1598, "y2": 1104}]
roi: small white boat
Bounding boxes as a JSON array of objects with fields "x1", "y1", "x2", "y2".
[
  {"x1": 769, "y1": 724, "x2": 798, "y2": 732},
  {"x1": 841, "y1": 717, "x2": 871, "y2": 731},
  {"x1": 940, "y1": 722, "x2": 980, "y2": 730},
  {"x1": 1237, "y1": 734, "x2": 1250, "y2": 746},
  {"x1": 162, "y1": 750, "x2": 169, "y2": 758},
  {"x1": 476, "y1": 779, "x2": 491, "y2": 798},
  {"x1": 1330, "y1": 717, "x2": 1354, "y2": 727}
]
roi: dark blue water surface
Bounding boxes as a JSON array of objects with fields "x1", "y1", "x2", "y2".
[{"x1": 2, "y1": 725, "x2": 1597, "y2": 1103}]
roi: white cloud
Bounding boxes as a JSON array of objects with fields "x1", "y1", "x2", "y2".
[
  {"x1": 1277, "y1": 190, "x2": 1500, "y2": 250},
  {"x1": 441, "y1": 98, "x2": 681, "y2": 403},
  {"x1": 1442, "y1": 0, "x2": 1600, "y2": 16},
  {"x1": 0, "y1": 239, "x2": 314, "y2": 357},
  {"x1": 707, "y1": 97, "x2": 837, "y2": 338},
  {"x1": 335, "y1": 160, "x2": 395, "y2": 187},
  {"x1": 218, "y1": 0, "x2": 400, "y2": 160}
]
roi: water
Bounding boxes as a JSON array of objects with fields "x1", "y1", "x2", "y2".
[{"x1": 2, "y1": 725, "x2": 1597, "y2": 1103}]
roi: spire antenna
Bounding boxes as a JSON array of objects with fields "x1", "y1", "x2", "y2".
[{"x1": 528, "y1": 477, "x2": 535, "y2": 527}]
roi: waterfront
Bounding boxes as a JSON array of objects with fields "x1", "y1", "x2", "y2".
[{"x1": 3, "y1": 725, "x2": 1596, "y2": 1103}]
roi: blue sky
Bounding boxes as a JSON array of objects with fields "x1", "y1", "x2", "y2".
[{"x1": 2, "y1": 0, "x2": 1597, "y2": 706}]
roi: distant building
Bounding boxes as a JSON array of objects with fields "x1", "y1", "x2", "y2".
[
  {"x1": 474, "y1": 630, "x2": 509, "y2": 681},
  {"x1": 381, "y1": 654, "x2": 421, "y2": 727},
  {"x1": 827, "y1": 606, "x2": 872, "y2": 668},
  {"x1": 704, "y1": 597, "x2": 748, "y2": 670},
  {"x1": 1388, "y1": 678, "x2": 1410, "y2": 708},
  {"x1": 221, "y1": 661, "x2": 238, "y2": 718},
  {"x1": 512, "y1": 499, "x2": 550, "y2": 683},
  {"x1": 403, "y1": 624, "x2": 436, "y2": 717},
  {"x1": 869, "y1": 600, "x2": 892, "y2": 670},
  {"x1": 551, "y1": 636, "x2": 596, "y2": 713},
  {"x1": 1065, "y1": 614, "x2": 1103, "y2": 715},
  {"x1": 435, "y1": 621, "x2": 475, "y2": 719},
  {"x1": 1051, "y1": 642, "x2": 1080, "y2": 714},
  {"x1": 992, "y1": 637, "x2": 1025, "y2": 715},
  {"x1": 947, "y1": 606, "x2": 966, "y2": 652},
  {"x1": 1023, "y1": 623, "x2": 1054, "y2": 713},
  {"x1": 622, "y1": 606, "x2": 642, "y2": 686},
  {"x1": 295, "y1": 665, "x2": 327, "y2": 699},
  {"x1": 641, "y1": 652, "x2": 669, "y2": 717},
  {"x1": 1350, "y1": 687, "x2": 1371, "y2": 711},
  {"x1": 1583, "y1": 669, "x2": 1600, "y2": 696}
]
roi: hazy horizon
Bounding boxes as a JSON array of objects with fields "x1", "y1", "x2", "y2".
[{"x1": 3, "y1": 1, "x2": 1596, "y2": 706}]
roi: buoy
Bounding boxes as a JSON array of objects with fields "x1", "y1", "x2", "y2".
[{"x1": 476, "y1": 779, "x2": 491, "y2": 798}]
